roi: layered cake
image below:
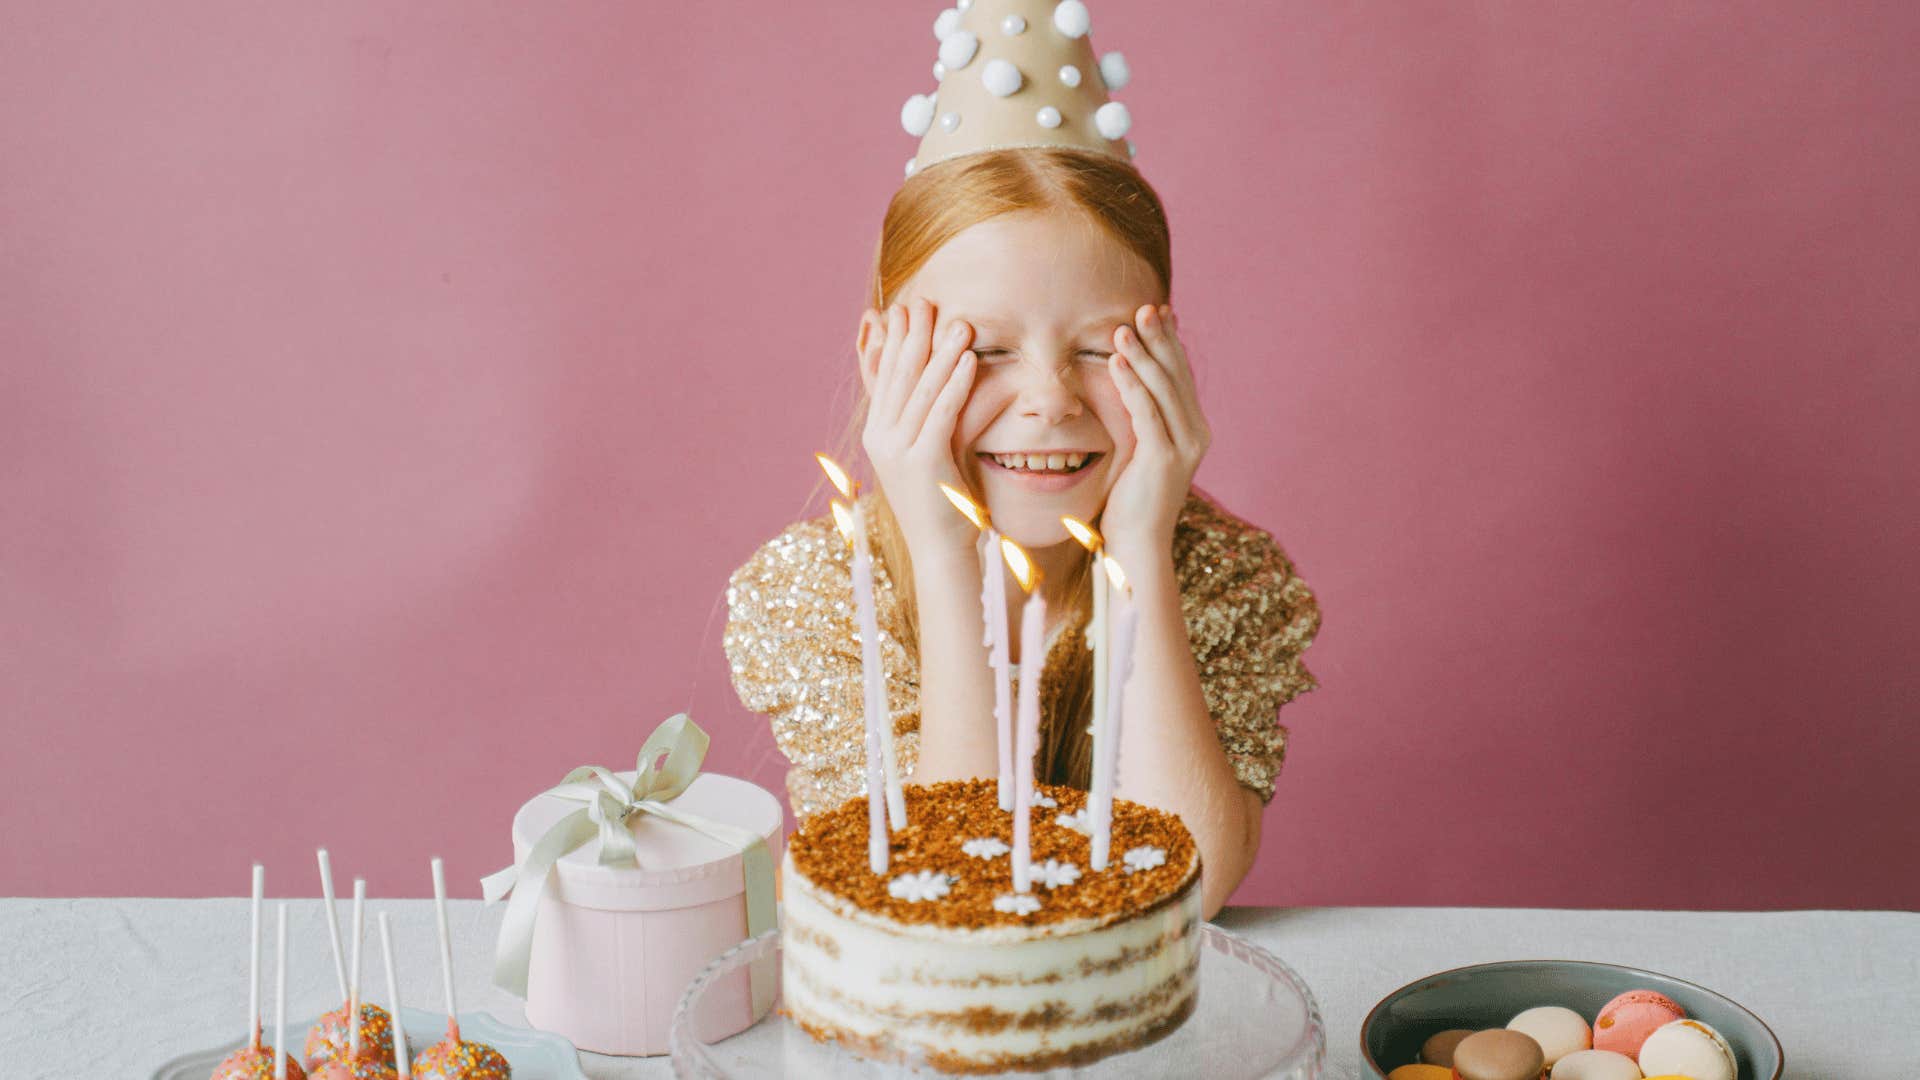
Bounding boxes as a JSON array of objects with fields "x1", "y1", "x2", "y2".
[{"x1": 780, "y1": 779, "x2": 1202, "y2": 1073}]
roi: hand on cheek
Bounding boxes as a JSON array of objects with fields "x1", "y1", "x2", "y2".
[{"x1": 1100, "y1": 304, "x2": 1211, "y2": 555}]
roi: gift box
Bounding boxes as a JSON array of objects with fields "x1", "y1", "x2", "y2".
[{"x1": 485, "y1": 715, "x2": 782, "y2": 1056}]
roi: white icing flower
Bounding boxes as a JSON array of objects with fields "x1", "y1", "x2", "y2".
[
  {"x1": 1053, "y1": 1, "x2": 1090, "y2": 39},
  {"x1": 938, "y1": 29, "x2": 979, "y2": 71},
  {"x1": 1095, "y1": 101, "x2": 1131, "y2": 140},
  {"x1": 1032, "y1": 790, "x2": 1057, "y2": 808},
  {"x1": 992, "y1": 892, "x2": 1043, "y2": 916},
  {"x1": 1123, "y1": 845, "x2": 1167, "y2": 874},
  {"x1": 962, "y1": 837, "x2": 1011, "y2": 859},
  {"x1": 887, "y1": 869, "x2": 954, "y2": 903},
  {"x1": 1100, "y1": 51, "x2": 1131, "y2": 90},
  {"x1": 1054, "y1": 808, "x2": 1092, "y2": 835},
  {"x1": 1036, "y1": 858, "x2": 1081, "y2": 889},
  {"x1": 981, "y1": 59, "x2": 1023, "y2": 98}
]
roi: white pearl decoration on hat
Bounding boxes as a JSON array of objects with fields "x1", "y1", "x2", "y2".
[
  {"x1": 1001, "y1": 14, "x2": 1027, "y2": 35},
  {"x1": 934, "y1": 7, "x2": 961, "y2": 41},
  {"x1": 1058, "y1": 64, "x2": 1082, "y2": 88},
  {"x1": 1127, "y1": 140, "x2": 1137, "y2": 158},
  {"x1": 981, "y1": 58, "x2": 1023, "y2": 98},
  {"x1": 1036, "y1": 106, "x2": 1062, "y2": 129},
  {"x1": 1053, "y1": 1, "x2": 1091, "y2": 39},
  {"x1": 1095, "y1": 101, "x2": 1131, "y2": 139},
  {"x1": 933, "y1": 60, "x2": 947, "y2": 82},
  {"x1": 940, "y1": 111, "x2": 962, "y2": 133},
  {"x1": 957, "y1": 0, "x2": 973, "y2": 8},
  {"x1": 1100, "y1": 51, "x2": 1131, "y2": 90},
  {"x1": 901, "y1": 93, "x2": 935, "y2": 137},
  {"x1": 906, "y1": 158, "x2": 919, "y2": 177},
  {"x1": 938, "y1": 29, "x2": 979, "y2": 70}
]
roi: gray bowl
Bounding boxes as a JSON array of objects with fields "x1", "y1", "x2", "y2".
[{"x1": 1361, "y1": 959, "x2": 1783, "y2": 1078}]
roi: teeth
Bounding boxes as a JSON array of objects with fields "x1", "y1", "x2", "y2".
[{"x1": 990, "y1": 452, "x2": 1093, "y2": 472}]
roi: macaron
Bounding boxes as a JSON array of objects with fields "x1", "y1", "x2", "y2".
[
  {"x1": 1451, "y1": 1028, "x2": 1546, "y2": 1080},
  {"x1": 1508, "y1": 1005, "x2": 1592, "y2": 1065},
  {"x1": 1388, "y1": 1066, "x2": 1453, "y2": 1080},
  {"x1": 1637, "y1": 1019, "x2": 1737, "y2": 1080},
  {"x1": 1420, "y1": 1028, "x2": 1475, "y2": 1066},
  {"x1": 1593, "y1": 989, "x2": 1686, "y2": 1058},
  {"x1": 1550, "y1": 1048, "x2": 1644, "y2": 1080}
]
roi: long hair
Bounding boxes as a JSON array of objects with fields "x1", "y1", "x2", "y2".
[{"x1": 848, "y1": 146, "x2": 1172, "y2": 789}]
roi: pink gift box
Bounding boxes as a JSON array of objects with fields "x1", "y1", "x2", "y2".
[{"x1": 508, "y1": 770, "x2": 783, "y2": 1056}]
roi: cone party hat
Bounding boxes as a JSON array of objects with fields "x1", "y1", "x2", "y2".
[{"x1": 900, "y1": 0, "x2": 1136, "y2": 179}]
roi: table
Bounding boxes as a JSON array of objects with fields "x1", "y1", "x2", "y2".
[{"x1": 2, "y1": 899, "x2": 1912, "y2": 1078}]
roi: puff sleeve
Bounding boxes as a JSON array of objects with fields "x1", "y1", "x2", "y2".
[
  {"x1": 722, "y1": 507, "x2": 924, "y2": 819},
  {"x1": 1171, "y1": 493, "x2": 1322, "y2": 803}
]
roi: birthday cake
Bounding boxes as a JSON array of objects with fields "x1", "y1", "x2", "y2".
[{"x1": 780, "y1": 779, "x2": 1201, "y2": 1073}]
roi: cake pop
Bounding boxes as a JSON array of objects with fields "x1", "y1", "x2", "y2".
[
  {"x1": 305, "y1": 850, "x2": 404, "y2": 1069},
  {"x1": 212, "y1": 866, "x2": 309, "y2": 1080},
  {"x1": 413, "y1": 858, "x2": 511, "y2": 1080},
  {"x1": 310, "y1": 879, "x2": 399, "y2": 1080}
]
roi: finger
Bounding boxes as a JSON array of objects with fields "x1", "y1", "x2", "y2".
[
  {"x1": 899, "y1": 320, "x2": 972, "y2": 435},
  {"x1": 894, "y1": 297, "x2": 937, "y2": 408},
  {"x1": 919, "y1": 349, "x2": 977, "y2": 449},
  {"x1": 1114, "y1": 324, "x2": 1195, "y2": 449},
  {"x1": 1111, "y1": 352, "x2": 1173, "y2": 453},
  {"x1": 873, "y1": 303, "x2": 912, "y2": 422},
  {"x1": 1121, "y1": 316, "x2": 1205, "y2": 447},
  {"x1": 1137, "y1": 303, "x2": 1194, "y2": 384}
]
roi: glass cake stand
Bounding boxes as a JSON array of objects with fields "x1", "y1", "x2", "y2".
[{"x1": 670, "y1": 924, "x2": 1324, "y2": 1079}]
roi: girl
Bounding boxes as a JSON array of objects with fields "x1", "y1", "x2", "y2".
[{"x1": 725, "y1": 11, "x2": 1318, "y2": 918}]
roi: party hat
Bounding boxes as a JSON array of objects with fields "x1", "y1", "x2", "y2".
[{"x1": 899, "y1": 0, "x2": 1136, "y2": 178}]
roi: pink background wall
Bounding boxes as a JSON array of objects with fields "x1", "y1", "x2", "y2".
[{"x1": 3, "y1": 2, "x2": 1916, "y2": 908}]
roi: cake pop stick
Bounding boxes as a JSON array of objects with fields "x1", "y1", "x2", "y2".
[
  {"x1": 249, "y1": 863, "x2": 264, "y2": 1048},
  {"x1": 347, "y1": 879, "x2": 365, "y2": 1060},
  {"x1": 378, "y1": 912, "x2": 411, "y2": 1079},
  {"x1": 431, "y1": 857, "x2": 459, "y2": 1042},
  {"x1": 316, "y1": 848, "x2": 350, "y2": 1000},
  {"x1": 275, "y1": 904, "x2": 289, "y2": 1080}
]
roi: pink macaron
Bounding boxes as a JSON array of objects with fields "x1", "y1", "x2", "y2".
[{"x1": 1593, "y1": 989, "x2": 1686, "y2": 1057}]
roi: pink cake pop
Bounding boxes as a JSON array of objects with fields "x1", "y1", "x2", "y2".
[
  {"x1": 310, "y1": 879, "x2": 399, "y2": 1080},
  {"x1": 212, "y1": 866, "x2": 309, "y2": 1080},
  {"x1": 305, "y1": 851, "x2": 403, "y2": 1070},
  {"x1": 412, "y1": 858, "x2": 510, "y2": 1080}
]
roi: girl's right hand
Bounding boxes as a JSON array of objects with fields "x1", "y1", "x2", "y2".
[{"x1": 860, "y1": 298, "x2": 980, "y2": 558}]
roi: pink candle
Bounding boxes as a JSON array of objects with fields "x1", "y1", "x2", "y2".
[
  {"x1": 1005, "y1": 539, "x2": 1046, "y2": 893},
  {"x1": 1091, "y1": 561, "x2": 1138, "y2": 870},
  {"x1": 982, "y1": 527, "x2": 1014, "y2": 811}
]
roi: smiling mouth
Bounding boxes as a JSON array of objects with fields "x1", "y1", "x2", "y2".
[{"x1": 979, "y1": 451, "x2": 1103, "y2": 475}]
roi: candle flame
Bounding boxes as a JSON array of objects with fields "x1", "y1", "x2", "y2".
[
  {"x1": 816, "y1": 453, "x2": 857, "y2": 499},
  {"x1": 830, "y1": 499, "x2": 855, "y2": 545},
  {"x1": 1101, "y1": 554, "x2": 1129, "y2": 594},
  {"x1": 1060, "y1": 516, "x2": 1102, "y2": 552},
  {"x1": 939, "y1": 482, "x2": 990, "y2": 530},
  {"x1": 1000, "y1": 537, "x2": 1041, "y2": 592}
]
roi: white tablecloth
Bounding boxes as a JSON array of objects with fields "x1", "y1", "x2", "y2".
[{"x1": 1, "y1": 899, "x2": 1912, "y2": 1079}]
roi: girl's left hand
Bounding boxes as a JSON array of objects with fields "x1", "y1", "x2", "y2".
[{"x1": 1102, "y1": 303, "x2": 1211, "y2": 556}]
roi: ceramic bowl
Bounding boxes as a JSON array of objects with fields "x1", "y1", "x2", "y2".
[{"x1": 1361, "y1": 959, "x2": 1782, "y2": 1078}]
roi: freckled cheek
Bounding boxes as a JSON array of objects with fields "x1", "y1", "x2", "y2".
[
  {"x1": 951, "y1": 383, "x2": 1011, "y2": 457},
  {"x1": 1084, "y1": 378, "x2": 1135, "y2": 457}
]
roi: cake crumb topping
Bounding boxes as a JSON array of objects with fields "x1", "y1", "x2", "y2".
[{"x1": 789, "y1": 779, "x2": 1199, "y2": 928}]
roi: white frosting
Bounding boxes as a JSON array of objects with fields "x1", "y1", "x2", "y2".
[
  {"x1": 1054, "y1": 808, "x2": 1092, "y2": 834},
  {"x1": 888, "y1": 869, "x2": 955, "y2": 902},
  {"x1": 1123, "y1": 845, "x2": 1167, "y2": 873},
  {"x1": 782, "y1": 849, "x2": 1201, "y2": 1068},
  {"x1": 962, "y1": 837, "x2": 1010, "y2": 859}
]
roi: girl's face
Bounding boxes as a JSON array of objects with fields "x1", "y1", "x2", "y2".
[{"x1": 895, "y1": 211, "x2": 1164, "y2": 550}]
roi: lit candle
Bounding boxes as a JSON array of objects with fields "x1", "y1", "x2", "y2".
[
  {"x1": 1061, "y1": 517, "x2": 1109, "y2": 843},
  {"x1": 1002, "y1": 537, "x2": 1046, "y2": 893},
  {"x1": 819, "y1": 455, "x2": 907, "y2": 833},
  {"x1": 832, "y1": 499, "x2": 890, "y2": 874},
  {"x1": 1091, "y1": 556, "x2": 1137, "y2": 870},
  {"x1": 941, "y1": 483, "x2": 1014, "y2": 810}
]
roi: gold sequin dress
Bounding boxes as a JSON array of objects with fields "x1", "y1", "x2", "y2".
[{"x1": 723, "y1": 488, "x2": 1321, "y2": 820}]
